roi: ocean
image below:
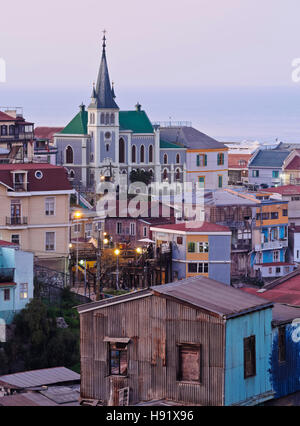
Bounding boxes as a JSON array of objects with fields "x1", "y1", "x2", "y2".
[{"x1": 1, "y1": 85, "x2": 300, "y2": 144}]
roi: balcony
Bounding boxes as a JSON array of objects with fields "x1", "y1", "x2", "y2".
[
  {"x1": 255, "y1": 239, "x2": 288, "y2": 251},
  {"x1": 6, "y1": 216, "x2": 28, "y2": 226},
  {"x1": 231, "y1": 241, "x2": 252, "y2": 251},
  {"x1": 0, "y1": 268, "x2": 15, "y2": 283}
]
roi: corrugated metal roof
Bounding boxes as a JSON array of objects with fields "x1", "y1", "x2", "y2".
[
  {"x1": 0, "y1": 367, "x2": 80, "y2": 389},
  {"x1": 249, "y1": 150, "x2": 290, "y2": 168},
  {"x1": 151, "y1": 276, "x2": 272, "y2": 318},
  {"x1": 272, "y1": 304, "x2": 300, "y2": 326}
]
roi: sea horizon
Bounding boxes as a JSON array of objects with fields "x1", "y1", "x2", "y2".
[{"x1": 1, "y1": 85, "x2": 300, "y2": 144}]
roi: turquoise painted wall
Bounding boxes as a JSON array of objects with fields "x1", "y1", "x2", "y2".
[{"x1": 225, "y1": 308, "x2": 273, "y2": 406}]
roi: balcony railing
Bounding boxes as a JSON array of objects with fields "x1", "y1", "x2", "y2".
[
  {"x1": 255, "y1": 239, "x2": 288, "y2": 251},
  {"x1": 0, "y1": 268, "x2": 15, "y2": 283},
  {"x1": 6, "y1": 216, "x2": 28, "y2": 226}
]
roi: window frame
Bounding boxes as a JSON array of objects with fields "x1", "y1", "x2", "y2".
[
  {"x1": 45, "y1": 197, "x2": 55, "y2": 216},
  {"x1": 45, "y1": 231, "x2": 56, "y2": 252},
  {"x1": 177, "y1": 344, "x2": 202, "y2": 384},
  {"x1": 244, "y1": 335, "x2": 256, "y2": 379},
  {"x1": 108, "y1": 342, "x2": 128, "y2": 377}
]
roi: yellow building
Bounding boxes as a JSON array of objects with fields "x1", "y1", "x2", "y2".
[{"x1": 0, "y1": 164, "x2": 74, "y2": 272}]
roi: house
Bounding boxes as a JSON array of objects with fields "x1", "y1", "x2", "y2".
[
  {"x1": 150, "y1": 221, "x2": 231, "y2": 285},
  {"x1": 281, "y1": 149, "x2": 300, "y2": 185},
  {"x1": 0, "y1": 109, "x2": 34, "y2": 163},
  {"x1": 288, "y1": 226, "x2": 300, "y2": 264},
  {"x1": 0, "y1": 240, "x2": 33, "y2": 341},
  {"x1": 263, "y1": 185, "x2": 300, "y2": 227},
  {"x1": 228, "y1": 153, "x2": 251, "y2": 185},
  {"x1": 248, "y1": 149, "x2": 290, "y2": 188},
  {"x1": 251, "y1": 198, "x2": 294, "y2": 279},
  {"x1": 204, "y1": 189, "x2": 258, "y2": 278},
  {"x1": 34, "y1": 127, "x2": 62, "y2": 165},
  {"x1": 0, "y1": 163, "x2": 74, "y2": 273},
  {"x1": 76, "y1": 276, "x2": 274, "y2": 406}
]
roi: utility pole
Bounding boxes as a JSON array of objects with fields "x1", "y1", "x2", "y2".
[{"x1": 96, "y1": 229, "x2": 102, "y2": 300}]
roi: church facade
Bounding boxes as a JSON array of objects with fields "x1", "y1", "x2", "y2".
[{"x1": 54, "y1": 36, "x2": 228, "y2": 193}]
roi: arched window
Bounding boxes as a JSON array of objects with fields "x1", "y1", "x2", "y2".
[
  {"x1": 100, "y1": 113, "x2": 105, "y2": 124},
  {"x1": 175, "y1": 168, "x2": 180, "y2": 180},
  {"x1": 163, "y1": 169, "x2": 168, "y2": 181},
  {"x1": 105, "y1": 113, "x2": 110, "y2": 125},
  {"x1": 176, "y1": 153, "x2": 180, "y2": 164},
  {"x1": 149, "y1": 145, "x2": 153, "y2": 163},
  {"x1": 110, "y1": 113, "x2": 115, "y2": 124},
  {"x1": 119, "y1": 138, "x2": 125, "y2": 163},
  {"x1": 132, "y1": 145, "x2": 136, "y2": 163},
  {"x1": 66, "y1": 146, "x2": 73, "y2": 164},
  {"x1": 163, "y1": 153, "x2": 168, "y2": 165},
  {"x1": 140, "y1": 145, "x2": 145, "y2": 163},
  {"x1": 69, "y1": 169, "x2": 75, "y2": 180}
]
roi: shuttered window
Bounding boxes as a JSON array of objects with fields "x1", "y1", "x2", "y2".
[
  {"x1": 244, "y1": 336, "x2": 256, "y2": 379},
  {"x1": 177, "y1": 345, "x2": 201, "y2": 383}
]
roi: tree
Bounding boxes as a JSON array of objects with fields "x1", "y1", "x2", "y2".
[{"x1": 130, "y1": 169, "x2": 152, "y2": 186}]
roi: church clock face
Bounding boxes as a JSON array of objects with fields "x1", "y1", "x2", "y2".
[{"x1": 105, "y1": 131, "x2": 111, "y2": 139}]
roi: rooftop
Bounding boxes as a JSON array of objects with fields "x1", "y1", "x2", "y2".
[
  {"x1": 159, "y1": 126, "x2": 227, "y2": 150},
  {"x1": 150, "y1": 221, "x2": 231, "y2": 234},
  {"x1": 263, "y1": 185, "x2": 300, "y2": 196},
  {"x1": 249, "y1": 149, "x2": 290, "y2": 168},
  {"x1": 228, "y1": 153, "x2": 252, "y2": 169},
  {"x1": 77, "y1": 276, "x2": 272, "y2": 319}
]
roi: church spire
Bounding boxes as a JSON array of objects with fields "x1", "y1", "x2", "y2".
[{"x1": 89, "y1": 31, "x2": 119, "y2": 110}]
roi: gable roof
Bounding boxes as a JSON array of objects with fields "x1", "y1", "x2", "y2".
[
  {"x1": 284, "y1": 156, "x2": 300, "y2": 170},
  {"x1": 119, "y1": 110, "x2": 154, "y2": 133},
  {"x1": 60, "y1": 108, "x2": 88, "y2": 135},
  {"x1": 35, "y1": 127, "x2": 64, "y2": 142},
  {"x1": 0, "y1": 111, "x2": 17, "y2": 122},
  {"x1": 150, "y1": 221, "x2": 231, "y2": 234},
  {"x1": 0, "y1": 164, "x2": 72, "y2": 192},
  {"x1": 159, "y1": 126, "x2": 226, "y2": 150},
  {"x1": 249, "y1": 150, "x2": 290, "y2": 168},
  {"x1": 263, "y1": 185, "x2": 300, "y2": 196},
  {"x1": 228, "y1": 154, "x2": 251, "y2": 169},
  {"x1": 76, "y1": 276, "x2": 272, "y2": 319}
]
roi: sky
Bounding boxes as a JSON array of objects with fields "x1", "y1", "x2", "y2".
[
  {"x1": 1, "y1": 0, "x2": 300, "y2": 89},
  {"x1": 1, "y1": 0, "x2": 300, "y2": 140}
]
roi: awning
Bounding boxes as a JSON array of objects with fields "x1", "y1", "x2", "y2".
[{"x1": 103, "y1": 337, "x2": 130, "y2": 344}]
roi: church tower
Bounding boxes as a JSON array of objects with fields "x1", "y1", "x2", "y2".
[{"x1": 88, "y1": 33, "x2": 120, "y2": 185}]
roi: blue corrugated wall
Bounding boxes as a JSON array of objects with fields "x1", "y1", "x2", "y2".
[{"x1": 225, "y1": 308, "x2": 273, "y2": 405}]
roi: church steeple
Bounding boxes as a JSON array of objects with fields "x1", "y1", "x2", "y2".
[{"x1": 89, "y1": 32, "x2": 119, "y2": 109}]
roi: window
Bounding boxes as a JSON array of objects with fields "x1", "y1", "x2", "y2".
[
  {"x1": 85, "y1": 223, "x2": 92, "y2": 238},
  {"x1": 109, "y1": 342, "x2": 128, "y2": 376},
  {"x1": 101, "y1": 113, "x2": 105, "y2": 124},
  {"x1": 149, "y1": 145, "x2": 153, "y2": 163},
  {"x1": 177, "y1": 345, "x2": 201, "y2": 383},
  {"x1": 74, "y1": 223, "x2": 81, "y2": 233},
  {"x1": 66, "y1": 146, "x2": 74, "y2": 164},
  {"x1": 163, "y1": 153, "x2": 168, "y2": 165},
  {"x1": 262, "y1": 212, "x2": 270, "y2": 220},
  {"x1": 11, "y1": 234, "x2": 20, "y2": 245},
  {"x1": 269, "y1": 267, "x2": 272, "y2": 274},
  {"x1": 218, "y1": 175, "x2": 223, "y2": 188},
  {"x1": 283, "y1": 209, "x2": 288, "y2": 217},
  {"x1": 278, "y1": 326, "x2": 286, "y2": 363},
  {"x1": 45, "y1": 197, "x2": 55, "y2": 216},
  {"x1": 1, "y1": 125, "x2": 7, "y2": 136},
  {"x1": 4, "y1": 289, "x2": 10, "y2": 301},
  {"x1": 105, "y1": 113, "x2": 110, "y2": 125},
  {"x1": 131, "y1": 145, "x2": 136, "y2": 163},
  {"x1": 188, "y1": 263, "x2": 198, "y2": 273},
  {"x1": 105, "y1": 131, "x2": 111, "y2": 139},
  {"x1": 130, "y1": 223, "x2": 135, "y2": 236},
  {"x1": 45, "y1": 232, "x2": 55, "y2": 251},
  {"x1": 217, "y1": 153, "x2": 224, "y2": 166},
  {"x1": 143, "y1": 227, "x2": 147, "y2": 237},
  {"x1": 35, "y1": 170, "x2": 43, "y2": 180},
  {"x1": 175, "y1": 168, "x2": 181, "y2": 181},
  {"x1": 198, "y1": 263, "x2": 209, "y2": 273},
  {"x1": 271, "y1": 212, "x2": 279, "y2": 220},
  {"x1": 176, "y1": 153, "x2": 180, "y2": 164},
  {"x1": 69, "y1": 170, "x2": 75, "y2": 180},
  {"x1": 188, "y1": 242, "x2": 196, "y2": 253},
  {"x1": 252, "y1": 170, "x2": 259, "y2": 178},
  {"x1": 244, "y1": 336, "x2": 256, "y2": 379},
  {"x1": 272, "y1": 171, "x2": 279, "y2": 178},
  {"x1": 119, "y1": 138, "x2": 125, "y2": 163},
  {"x1": 177, "y1": 236, "x2": 183, "y2": 245},
  {"x1": 276, "y1": 267, "x2": 281, "y2": 274},
  {"x1": 110, "y1": 113, "x2": 115, "y2": 125},
  {"x1": 198, "y1": 177, "x2": 205, "y2": 188},
  {"x1": 196, "y1": 154, "x2": 207, "y2": 167},
  {"x1": 163, "y1": 169, "x2": 168, "y2": 181},
  {"x1": 140, "y1": 145, "x2": 145, "y2": 163},
  {"x1": 274, "y1": 251, "x2": 280, "y2": 262},
  {"x1": 117, "y1": 222, "x2": 123, "y2": 235},
  {"x1": 106, "y1": 144, "x2": 109, "y2": 152},
  {"x1": 198, "y1": 242, "x2": 209, "y2": 253},
  {"x1": 20, "y1": 283, "x2": 28, "y2": 300}
]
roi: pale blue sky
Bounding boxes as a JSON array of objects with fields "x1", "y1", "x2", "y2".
[{"x1": 1, "y1": 0, "x2": 300, "y2": 89}]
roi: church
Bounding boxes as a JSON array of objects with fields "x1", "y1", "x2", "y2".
[{"x1": 54, "y1": 35, "x2": 228, "y2": 193}]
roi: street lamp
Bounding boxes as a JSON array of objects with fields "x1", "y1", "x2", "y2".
[
  {"x1": 73, "y1": 210, "x2": 82, "y2": 283},
  {"x1": 136, "y1": 247, "x2": 142, "y2": 255},
  {"x1": 114, "y1": 249, "x2": 120, "y2": 290}
]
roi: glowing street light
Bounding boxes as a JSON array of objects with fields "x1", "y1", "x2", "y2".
[
  {"x1": 114, "y1": 249, "x2": 120, "y2": 289},
  {"x1": 136, "y1": 247, "x2": 142, "y2": 254}
]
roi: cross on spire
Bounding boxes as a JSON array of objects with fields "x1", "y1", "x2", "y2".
[{"x1": 102, "y1": 29, "x2": 107, "y2": 50}]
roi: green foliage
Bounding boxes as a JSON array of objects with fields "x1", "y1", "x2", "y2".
[
  {"x1": 130, "y1": 169, "x2": 152, "y2": 185},
  {"x1": 1, "y1": 289, "x2": 80, "y2": 374}
]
